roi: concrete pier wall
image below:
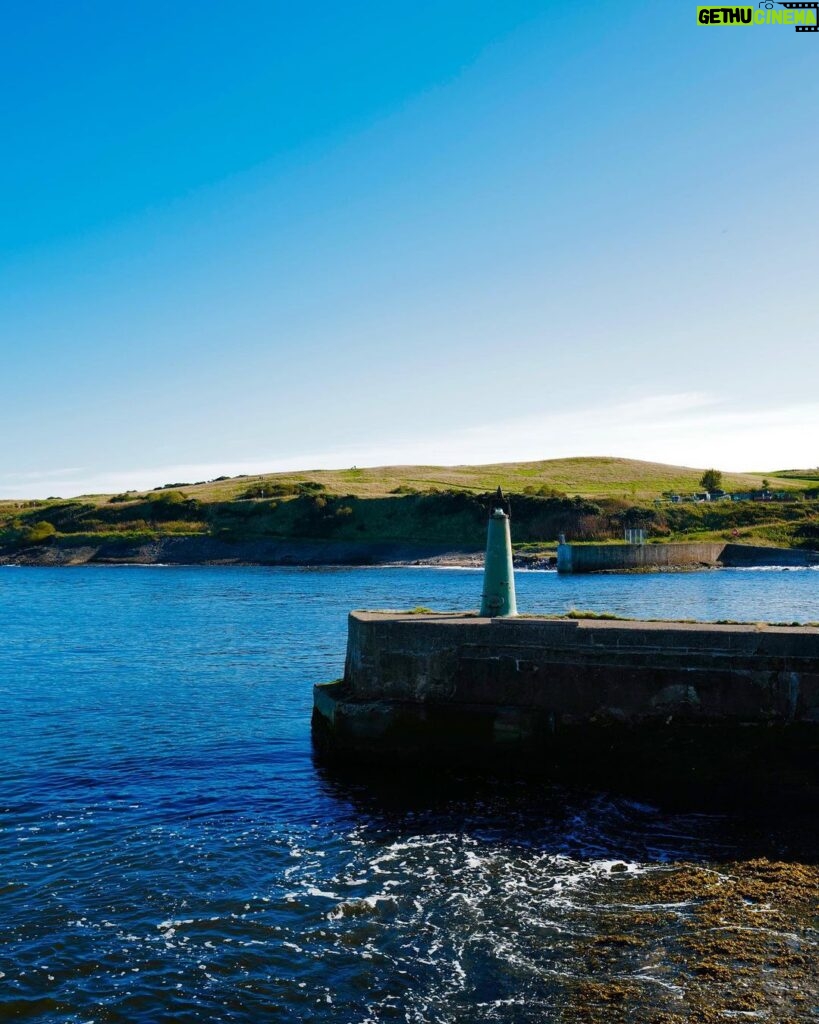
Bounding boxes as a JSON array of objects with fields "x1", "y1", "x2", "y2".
[
  {"x1": 557, "y1": 542, "x2": 725, "y2": 573},
  {"x1": 313, "y1": 612, "x2": 819, "y2": 799},
  {"x1": 721, "y1": 543, "x2": 819, "y2": 567},
  {"x1": 556, "y1": 541, "x2": 819, "y2": 573}
]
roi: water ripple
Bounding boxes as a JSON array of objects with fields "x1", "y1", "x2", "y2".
[{"x1": 0, "y1": 566, "x2": 817, "y2": 1021}]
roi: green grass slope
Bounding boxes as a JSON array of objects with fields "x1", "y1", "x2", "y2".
[
  {"x1": 1, "y1": 457, "x2": 817, "y2": 559},
  {"x1": 50, "y1": 456, "x2": 812, "y2": 504}
]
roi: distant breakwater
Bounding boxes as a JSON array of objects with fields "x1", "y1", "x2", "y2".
[{"x1": 557, "y1": 541, "x2": 819, "y2": 573}]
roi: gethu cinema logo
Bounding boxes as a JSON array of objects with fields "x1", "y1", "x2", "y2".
[{"x1": 697, "y1": 3, "x2": 819, "y2": 29}]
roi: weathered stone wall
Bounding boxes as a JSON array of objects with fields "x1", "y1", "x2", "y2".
[
  {"x1": 556, "y1": 541, "x2": 819, "y2": 573},
  {"x1": 341, "y1": 612, "x2": 819, "y2": 720},
  {"x1": 314, "y1": 613, "x2": 819, "y2": 799}
]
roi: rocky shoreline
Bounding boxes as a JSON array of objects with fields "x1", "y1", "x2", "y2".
[
  {"x1": 3, "y1": 536, "x2": 811, "y2": 572},
  {"x1": 0, "y1": 536, "x2": 509, "y2": 569}
]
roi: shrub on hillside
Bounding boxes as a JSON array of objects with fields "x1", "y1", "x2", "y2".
[
  {"x1": 148, "y1": 492, "x2": 202, "y2": 522},
  {"x1": 22, "y1": 521, "x2": 57, "y2": 545},
  {"x1": 521, "y1": 484, "x2": 567, "y2": 498},
  {"x1": 504, "y1": 494, "x2": 606, "y2": 543},
  {"x1": 291, "y1": 494, "x2": 357, "y2": 537},
  {"x1": 418, "y1": 491, "x2": 482, "y2": 517},
  {"x1": 24, "y1": 501, "x2": 94, "y2": 532},
  {"x1": 152, "y1": 490, "x2": 186, "y2": 505},
  {"x1": 238, "y1": 481, "x2": 326, "y2": 500},
  {"x1": 796, "y1": 522, "x2": 819, "y2": 547},
  {"x1": 116, "y1": 519, "x2": 151, "y2": 532},
  {"x1": 612, "y1": 506, "x2": 658, "y2": 528},
  {"x1": 239, "y1": 483, "x2": 283, "y2": 499}
]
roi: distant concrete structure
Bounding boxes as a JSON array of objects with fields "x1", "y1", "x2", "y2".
[
  {"x1": 557, "y1": 541, "x2": 724, "y2": 573},
  {"x1": 557, "y1": 541, "x2": 819, "y2": 574}
]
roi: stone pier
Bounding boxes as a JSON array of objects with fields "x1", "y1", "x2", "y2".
[
  {"x1": 313, "y1": 612, "x2": 819, "y2": 801},
  {"x1": 556, "y1": 541, "x2": 819, "y2": 573}
]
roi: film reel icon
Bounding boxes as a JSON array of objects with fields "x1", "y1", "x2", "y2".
[{"x1": 776, "y1": 0, "x2": 819, "y2": 30}]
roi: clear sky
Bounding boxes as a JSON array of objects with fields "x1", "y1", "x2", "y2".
[{"x1": 2, "y1": 1, "x2": 817, "y2": 497}]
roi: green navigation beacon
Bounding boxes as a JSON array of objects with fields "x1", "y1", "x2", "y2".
[{"x1": 479, "y1": 487, "x2": 518, "y2": 617}]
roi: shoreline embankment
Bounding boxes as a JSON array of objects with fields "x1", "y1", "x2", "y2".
[
  {"x1": 0, "y1": 536, "x2": 487, "y2": 568},
  {"x1": 2, "y1": 536, "x2": 817, "y2": 570}
]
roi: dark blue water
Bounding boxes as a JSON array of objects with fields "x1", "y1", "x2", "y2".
[{"x1": 1, "y1": 566, "x2": 817, "y2": 1022}]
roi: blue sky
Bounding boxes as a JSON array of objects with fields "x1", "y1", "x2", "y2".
[{"x1": 2, "y1": 1, "x2": 817, "y2": 497}]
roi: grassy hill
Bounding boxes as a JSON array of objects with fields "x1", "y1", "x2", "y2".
[
  {"x1": 1, "y1": 457, "x2": 817, "y2": 563},
  {"x1": 32, "y1": 456, "x2": 813, "y2": 504}
]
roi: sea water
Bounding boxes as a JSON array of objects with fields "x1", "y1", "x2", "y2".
[{"x1": 1, "y1": 566, "x2": 817, "y2": 1022}]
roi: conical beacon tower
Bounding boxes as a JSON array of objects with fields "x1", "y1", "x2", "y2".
[{"x1": 479, "y1": 487, "x2": 517, "y2": 617}]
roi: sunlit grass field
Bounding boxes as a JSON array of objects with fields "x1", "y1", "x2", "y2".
[
  {"x1": 1, "y1": 458, "x2": 816, "y2": 557},
  {"x1": 47, "y1": 456, "x2": 814, "y2": 505}
]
